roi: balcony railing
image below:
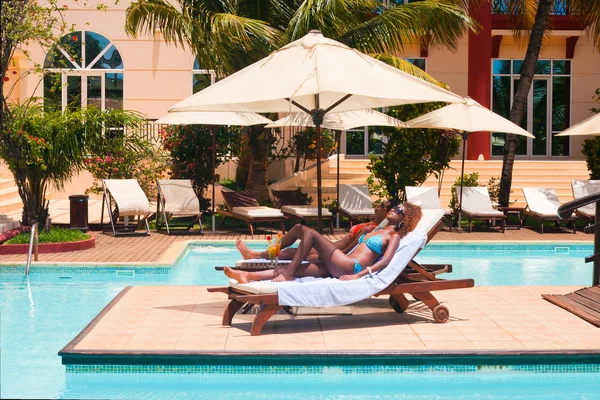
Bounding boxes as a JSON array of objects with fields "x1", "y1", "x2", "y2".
[{"x1": 493, "y1": 0, "x2": 571, "y2": 16}]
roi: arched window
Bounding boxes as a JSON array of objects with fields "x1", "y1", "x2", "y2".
[
  {"x1": 44, "y1": 31, "x2": 124, "y2": 112},
  {"x1": 192, "y1": 59, "x2": 215, "y2": 94}
]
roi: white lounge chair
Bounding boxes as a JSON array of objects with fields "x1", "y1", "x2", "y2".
[
  {"x1": 522, "y1": 187, "x2": 576, "y2": 234},
  {"x1": 156, "y1": 179, "x2": 203, "y2": 235},
  {"x1": 271, "y1": 188, "x2": 334, "y2": 232},
  {"x1": 218, "y1": 191, "x2": 286, "y2": 238},
  {"x1": 572, "y1": 180, "x2": 600, "y2": 222},
  {"x1": 338, "y1": 184, "x2": 375, "y2": 226},
  {"x1": 101, "y1": 179, "x2": 152, "y2": 236},
  {"x1": 405, "y1": 186, "x2": 453, "y2": 231},
  {"x1": 456, "y1": 187, "x2": 506, "y2": 233}
]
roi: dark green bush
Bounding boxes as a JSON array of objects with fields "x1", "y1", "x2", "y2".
[{"x1": 5, "y1": 228, "x2": 89, "y2": 245}]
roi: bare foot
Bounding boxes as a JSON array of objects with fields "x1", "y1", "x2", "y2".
[
  {"x1": 236, "y1": 238, "x2": 256, "y2": 260},
  {"x1": 271, "y1": 267, "x2": 295, "y2": 282},
  {"x1": 224, "y1": 266, "x2": 249, "y2": 284}
]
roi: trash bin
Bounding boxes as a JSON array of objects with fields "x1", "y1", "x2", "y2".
[{"x1": 69, "y1": 195, "x2": 89, "y2": 232}]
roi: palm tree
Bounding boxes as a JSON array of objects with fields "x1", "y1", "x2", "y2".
[
  {"x1": 498, "y1": 0, "x2": 600, "y2": 206},
  {"x1": 126, "y1": 0, "x2": 480, "y2": 201}
]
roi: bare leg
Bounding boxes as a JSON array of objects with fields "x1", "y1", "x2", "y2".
[
  {"x1": 236, "y1": 239, "x2": 262, "y2": 260},
  {"x1": 224, "y1": 263, "x2": 329, "y2": 284},
  {"x1": 273, "y1": 226, "x2": 355, "y2": 282}
]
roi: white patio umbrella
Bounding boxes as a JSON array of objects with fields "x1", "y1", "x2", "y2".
[
  {"x1": 267, "y1": 109, "x2": 406, "y2": 227},
  {"x1": 406, "y1": 97, "x2": 534, "y2": 221},
  {"x1": 169, "y1": 30, "x2": 464, "y2": 231},
  {"x1": 555, "y1": 112, "x2": 600, "y2": 137},
  {"x1": 155, "y1": 111, "x2": 272, "y2": 232}
]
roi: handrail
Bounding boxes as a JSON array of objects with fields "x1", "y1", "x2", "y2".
[
  {"x1": 557, "y1": 192, "x2": 600, "y2": 219},
  {"x1": 25, "y1": 223, "x2": 39, "y2": 276},
  {"x1": 557, "y1": 192, "x2": 600, "y2": 286}
]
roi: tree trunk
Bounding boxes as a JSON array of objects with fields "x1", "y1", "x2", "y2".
[
  {"x1": 235, "y1": 132, "x2": 250, "y2": 188},
  {"x1": 499, "y1": 0, "x2": 553, "y2": 206},
  {"x1": 245, "y1": 126, "x2": 273, "y2": 202}
]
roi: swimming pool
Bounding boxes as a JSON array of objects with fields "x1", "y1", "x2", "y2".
[{"x1": 1, "y1": 242, "x2": 598, "y2": 399}]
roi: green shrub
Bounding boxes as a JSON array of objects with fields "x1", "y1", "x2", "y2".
[
  {"x1": 449, "y1": 172, "x2": 479, "y2": 211},
  {"x1": 5, "y1": 227, "x2": 90, "y2": 245},
  {"x1": 219, "y1": 178, "x2": 244, "y2": 192},
  {"x1": 582, "y1": 138, "x2": 600, "y2": 180},
  {"x1": 162, "y1": 125, "x2": 242, "y2": 210},
  {"x1": 487, "y1": 176, "x2": 515, "y2": 205},
  {"x1": 367, "y1": 103, "x2": 461, "y2": 200}
]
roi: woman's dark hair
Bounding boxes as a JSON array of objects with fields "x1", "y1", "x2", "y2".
[{"x1": 395, "y1": 202, "x2": 422, "y2": 239}]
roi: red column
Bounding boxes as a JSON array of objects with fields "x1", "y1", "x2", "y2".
[{"x1": 467, "y1": 2, "x2": 492, "y2": 160}]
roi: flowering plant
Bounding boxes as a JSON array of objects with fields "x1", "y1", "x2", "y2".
[{"x1": 86, "y1": 134, "x2": 168, "y2": 199}]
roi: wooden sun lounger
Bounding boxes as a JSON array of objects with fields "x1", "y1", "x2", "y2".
[
  {"x1": 272, "y1": 189, "x2": 335, "y2": 232},
  {"x1": 208, "y1": 220, "x2": 474, "y2": 336},
  {"x1": 217, "y1": 191, "x2": 287, "y2": 238}
]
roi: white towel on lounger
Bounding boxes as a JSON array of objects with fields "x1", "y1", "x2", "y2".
[{"x1": 271, "y1": 230, "x2": 427, "y2": 307}]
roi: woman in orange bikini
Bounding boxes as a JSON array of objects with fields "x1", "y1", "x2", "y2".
[
  {"x1": 235, "y1": 199, "x2": 400, "y2": 262},
  {"x1": 225, "y1": 202, "x2": 422, "y2": 283}
]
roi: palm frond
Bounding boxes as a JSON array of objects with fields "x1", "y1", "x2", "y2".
[
  {"x1": 287, "y1": 0, "x2": 376, "y2": 41},
  {"x1": 125, "y1": 0, "x2": 192, "y2": 47},
  {"x1": 573, "y1": 0, "x2": 600, "y2": 49},
  {"x1": 370, "y1": 53, "x2": 448, "y2": 88},
  {"x1": 339, "y1": 1, "x2": 479, "y2": 54}
]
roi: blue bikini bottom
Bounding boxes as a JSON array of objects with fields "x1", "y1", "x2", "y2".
[{"x1": 352, "y1": 259, "x2": 364, "y2": 274}]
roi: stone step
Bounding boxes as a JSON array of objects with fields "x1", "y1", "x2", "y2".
[
  {"x1": 0, "y1": 196, "x2": 23, "y2": 215},
  {"x1": 0, "y1": 185, "x2": 19, "y2": 202}
]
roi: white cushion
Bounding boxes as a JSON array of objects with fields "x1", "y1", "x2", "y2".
[
  {"x1": 572, "y1": 180, "x2": 600, "y2": 215},
  {"x1": 158, "y1": 179, "x2": 201, "y2": 215},
  {"x1": 339, "y1": 184, "x2": 373, "y2": 210},
  {"x1": 522, "y1": 188, "x2": 560, "y2": 218},
  {"x1": 281, "y1": 205, "x2": 332, "y2": 217},
  {"x1": 229, "y1": 279, "x2": 278, "y2": 294},
  {"x1": 341, "y1": 207, "x2": 375, "y2": 216},
  {"x1": 103, "y1": 179, "x2": 152, "y2": 217},
  {"x1": 415, "y1": 209, "x2": 444, "y2": 233},
  {"x1": 232, "y1": 206, "x2": 284, "y2": 217},
  {"x1": 405, "y1": 186, "x2": 442, "y2": 209},
  {"x1": 457, "y1": 187, "x2": 498, "y2": 214}
]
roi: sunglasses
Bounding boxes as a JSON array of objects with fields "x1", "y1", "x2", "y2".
[{"x1": 391, "y1": 206, "x2": 405, "y2": 217}]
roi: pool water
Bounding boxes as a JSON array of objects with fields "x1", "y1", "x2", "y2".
[{"x1": 0, "y1": 242, "x2": 598, "y2": 399}]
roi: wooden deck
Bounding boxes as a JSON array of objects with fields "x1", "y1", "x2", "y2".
[
  {"x1": 0, "y1": 226, "x2": 593, "y2": 264},
  {"x1": 543, "y1": 286, "x2": 600, "y2": 327}
]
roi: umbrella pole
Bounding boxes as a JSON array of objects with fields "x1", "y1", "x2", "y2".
[
  {"x1": 315, "y1": 94, "x2": 324, "y2": 233},
  {"x1": 336, "y1": 130, "x2": 341, "y2": 229},
  {"x1": 458, "y1": 132, "x2": 468, "y2": 228},
  {"x1": 211, "y1": 126, "x2": 216, "y2": 233}
]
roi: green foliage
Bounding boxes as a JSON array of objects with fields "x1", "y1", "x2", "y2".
[
  {"x1": 5, "y1": 227, "x2": 90, "y2": 245},
  {"x1": 487, "y1": 176, "x2": 515, "y2": 206},
  {"x1": 367, "y1": 103, "x2": 461, "y2": 200},
  {"x1": 219, "y1": 178, "x2": 244, "y2": 192},
  {"x1": 161, "y1": 124, "x2": 242, "y2": 210},
  {"x1": 0, "y1": 104, "x2": 140, "y2": 226},
  {"x1": 86, "y1": 134, "x2": 168, "y2": 199},
  {"x1": 583, "y1": 138, "x2": 600, "y2": 180},
  {"x1": 582, "y1": 89, "x2": 600, "y2": 179},
  {"x1": 449, "y1": 172, "x2": 479, "y2": 211},
  {"x1": 280, "y1": 128, "x2": 337, "y2": 172}
]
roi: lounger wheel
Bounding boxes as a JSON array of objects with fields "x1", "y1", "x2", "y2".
[
  {"x1": 388, "y1": 296, "x2": 408, "y2": 314},
  {"x1": 432, "y1": 305, "x2": 449, "y2": 323}
]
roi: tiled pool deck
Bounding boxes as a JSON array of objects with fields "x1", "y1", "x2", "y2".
[{"x1": 59, "y1": 284, "x2": 600, "y2": 366}]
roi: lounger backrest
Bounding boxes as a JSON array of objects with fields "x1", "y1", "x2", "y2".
[
  {"x1": 456, "y1": 187, "x2": 495, "y2": 213},
  {"x1": 415, "y1": 209, "x2": 445, "y2": 235},
  {"x1": 339, "y1": 184, "x2": 372, "y2": 210},
  {"x1": 103, "y1": 179, "x2": 151, "y2": 216},
  {"x1": 221, "y1": 190, "x2": 259, "y2": 209},
  {"x1": 572, "y1": 180, "x2": 600, "y2": 215},
  {"x1": 271, "y1": 188, "x2": 309, "y2": 207},
  {"x1": 157, "y1": 179, "x2": 200, "y2": 214},
  {"x1": 405, "y1": 186, "x2": 441, "y2": 209},
  {"x1": 522, "y1": 187, "x2": 561, "y2": 215}
]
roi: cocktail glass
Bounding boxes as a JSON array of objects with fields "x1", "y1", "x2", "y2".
[{"x1": 268, "y1": 245, "x2": 277, "y2": 264}]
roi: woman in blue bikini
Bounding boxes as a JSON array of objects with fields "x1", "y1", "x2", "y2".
[{"x1": 224, "y1": 202, "x2": 422, "y2": 283}]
